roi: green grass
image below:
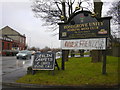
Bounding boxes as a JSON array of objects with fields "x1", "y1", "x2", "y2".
[
  {"x1": 16, "y1": 56, "x2": 119, "y2": 86},
  {"x1": 69, "y1": 51, "x2": 90, "y2": 56}
]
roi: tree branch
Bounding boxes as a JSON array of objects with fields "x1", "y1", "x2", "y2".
[{"x1": 54, "y1": 1, "x2": 62, "y2": 15}]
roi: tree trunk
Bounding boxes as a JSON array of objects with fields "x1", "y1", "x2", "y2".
[
  {"x1": 65, "y1": 50, "x2": 69, "y2": 61},
  {"x1": 61, "y1": 1, "x2": 69, "y2": 70},
  {"x1": 91, "y1": 0, "x2": 103, "y2": 63},
  {"x1": 94, "y1": 0, "x2": 103, "y2": 17},
  {"x1": 79, "y1": 50, "x2": 84, "y2": 57},
  {"x1": 91, "y1": 50, "x2": 102, "y2": 63},
  {"x1": 62, "y1": 1, "x2": 69, "y2": 62}
]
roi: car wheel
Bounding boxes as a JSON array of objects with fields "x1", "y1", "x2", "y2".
[
  {"x1": 16, "y1": 57, "x2": 19, "y2": 59},
  {"x1": 26, "y1": 56, "x2": 29, "y2": 60},
  {"x1": 30, "y1": 56, "x2": 31, "y2": 59},
  {"x1": 26, "y1": 57, "x2": 28, "y2": 60},
  {"x1": 23, "y1": 56, "x2": 27, "y2": 60}
]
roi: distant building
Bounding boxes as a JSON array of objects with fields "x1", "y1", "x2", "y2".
[{"x1": 0, "y1": 26, "x2": 26, "y2": 55}]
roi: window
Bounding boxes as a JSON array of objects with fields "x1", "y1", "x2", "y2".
[
  {"x1": 2, "y1": 42, "x2": 4, "y2": 50},
  {"x1": 7, "y1": 43, "x2": 10, "y2": 50}
]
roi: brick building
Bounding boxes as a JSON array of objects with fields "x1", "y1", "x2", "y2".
[{"x1": 0, "y1": 26, "x2": 26, "y2": 55}]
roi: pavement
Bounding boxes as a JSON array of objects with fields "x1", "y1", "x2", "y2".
[{"x1": 2, "y1": 55, "x2": 120, "y2": 89}]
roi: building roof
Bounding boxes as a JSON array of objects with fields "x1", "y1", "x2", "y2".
[
  {"x1": 1, "y1": 26, "x2": 26, "y2": 38},
  {"x1": 1, "y1": 35, "x2": 13, "y2": 42}
]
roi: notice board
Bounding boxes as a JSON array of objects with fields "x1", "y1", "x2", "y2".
[
  {"x1": 32, "y1": 52, "x2": 55, "y2": 70},
  {"x1": 61, "y1": 38, "x2": 106, "y2": 50},
  {"x1": 59, "y1": 11, "x2": 112, "y2": 40}
]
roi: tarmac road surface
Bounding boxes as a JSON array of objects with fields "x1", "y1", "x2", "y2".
[{"x1": 1, "y1": 56, "x2": 33, "y2": 88}]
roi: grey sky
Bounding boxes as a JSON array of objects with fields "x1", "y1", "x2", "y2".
[
  {"x1": 1, "y1": 1, "x2": 60, "y2": 49},
  {"x1": 0, "y1": 0, "x2": 117, "y2": 49}
]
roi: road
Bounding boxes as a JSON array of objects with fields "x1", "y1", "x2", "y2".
[
  {"x1": 1, "y1": 56, "x2": 33, "y2": 88},
  {"x1": 2, "y1": 56, "x2": 33, "y2": 76}
]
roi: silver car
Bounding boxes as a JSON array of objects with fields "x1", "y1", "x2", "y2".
[{"x1": 16, "y1": 50, "x2": 32, "y2": 59}]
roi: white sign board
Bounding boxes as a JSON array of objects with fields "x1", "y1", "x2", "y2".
[{"x1": 61, "y1": 38, "x2": 106, "y2": 50}]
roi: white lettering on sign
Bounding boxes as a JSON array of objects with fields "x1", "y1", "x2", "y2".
[
  {"x1": 38, "y1": 53, "x2": 53, "y2": 58},
  {"x1": 61, "y1": 38, "x2": 106, "y2": 50},
  {"x1": 32, "y1": 53, "x2": 55, "y2": 70}
]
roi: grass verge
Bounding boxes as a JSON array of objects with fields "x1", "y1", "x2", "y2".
[{"x1": 16, "y1": 56, "x2": 119, "y2": 86}]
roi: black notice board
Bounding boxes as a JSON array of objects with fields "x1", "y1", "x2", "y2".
[
  {"x1": 32, "y1": 52, "x2": 55, "y2": 70},
  {"x1": 59, "y1": 11, "x2": 112, "y2": 40}
]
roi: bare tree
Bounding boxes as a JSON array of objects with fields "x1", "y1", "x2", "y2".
[
  {"x1": 31, "y1": 0, "x2": 93, "y2": 32},
  {"x1": 107, "y1": 1, "x2": 120, "y2": 25},
  {"x1": 28, "y1": 46, "x2": 40, "y2": 51},
  {"x1": 107, "y1": 1, "x2": 120, "y2": 40},
  {"x1": 41, "y1": 46, "x2": 51, "y2": 52}
]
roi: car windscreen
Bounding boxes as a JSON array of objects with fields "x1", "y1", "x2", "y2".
[{"x1": 19, "y1": 51, "x2": 28, "y2": 53}]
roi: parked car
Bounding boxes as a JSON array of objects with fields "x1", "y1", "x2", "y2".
[
  {"x1": 56, "y1": 51, "x2": 62, "y2": 56},
  {"x1": 16, "y1": 50, "x2": 32, "y2": 60},
  {"x1": 29, "y1": 50, "x2": 36, "y2": 55}
]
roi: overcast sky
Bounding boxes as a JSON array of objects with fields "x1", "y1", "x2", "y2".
[
  {"x1": 1, "y1": 1, "x2": 60, "y2": 49},
  {"x1": 0, "y1": 0, "x2": 117, "y2": 49}
]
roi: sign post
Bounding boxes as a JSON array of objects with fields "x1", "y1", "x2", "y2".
[
  {"x1": 102, "y1": 50, "x2": 107, "y2": 74},
  {"x1": 61, "y1": 50, "x2": 65, "y2": 70}
]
